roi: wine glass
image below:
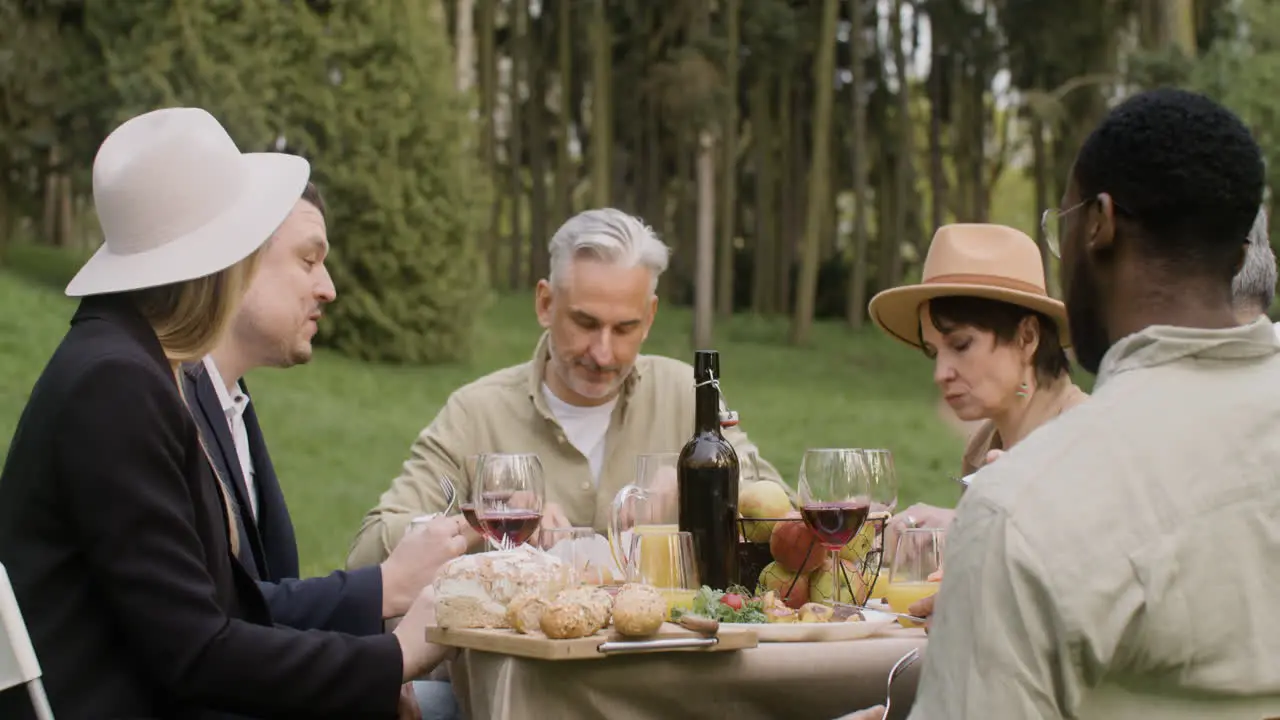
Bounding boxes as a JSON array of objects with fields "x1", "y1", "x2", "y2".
[
  {"x1": 855, "y1": 448, "x2": 897, "y2": 598},
  {"x1": 459, "y1": 453, "x2": 501, "y2": 550},
  {"x1": 797, "y1": 449, "x2": 873, "y2": 606},
  {"x1": 471, "y1": 452, "x2": 545, "y2": 550},
  {"x1": 857, "y1": 449, "x2": 898, "y2": 515}
]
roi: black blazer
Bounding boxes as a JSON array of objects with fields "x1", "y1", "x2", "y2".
[
  {"x1": 0, "y1": 295, "x2": 403, "y2": 719},
  {"x1": 182, "y1": 364, "x2": 383, "y2": 636}
]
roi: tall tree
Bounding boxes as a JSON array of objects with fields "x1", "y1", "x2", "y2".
[
  {"x1": 789, "y1": 0, "x2": 838, "y2": 344},
  {"x1": 715, "y1": 0, "x2": 741, "y2": 318},
  {"x1": 845, "y1": 0, "x2": 872, "y2": 326}
]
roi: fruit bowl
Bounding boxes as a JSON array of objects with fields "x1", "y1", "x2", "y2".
[{"x1": 735, "y1": 515, "x2": 887, "y2": 610}]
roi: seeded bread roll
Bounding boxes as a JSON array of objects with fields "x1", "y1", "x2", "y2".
[
  {"x1": 539, "y1": 600, "x2": 598, "y2": 639},
  {"x1": 610, "y1": 583, "x2": 666, "y2": 637},
  {"x1": 554, "y1": 586, "x2": 613, "y2": 631},
  {"x1": 506, "y1": 592, "x2": 549, "y2": 634}
]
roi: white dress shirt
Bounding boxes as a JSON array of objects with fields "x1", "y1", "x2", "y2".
[{"x1": 202, "y1": 356, "x2": 258, "y2": 521}]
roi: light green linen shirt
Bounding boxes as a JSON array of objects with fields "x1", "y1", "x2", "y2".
[
  {"x1": 346, "y1": 332, "x2": 784, "y2": 569},
  {"x1": 910, "y1": 318, "x2": 1280, "y2": 719}
]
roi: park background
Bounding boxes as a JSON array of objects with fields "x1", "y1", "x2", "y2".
[{"x1": 0, "y1": 0, "x2": 1274, "y2": 575}]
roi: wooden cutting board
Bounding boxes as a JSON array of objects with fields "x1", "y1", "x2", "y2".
[{"x1": 427, "y1": 622, "x2": 758, "y2": 661}]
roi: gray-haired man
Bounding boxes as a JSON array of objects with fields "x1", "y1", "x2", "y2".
[
  {"x1": 347, "y1": 208, "x2": 784, "y2": 567},
  {"x1": 1231, "y1": 205, "x2": 1278, "y2": 333}
]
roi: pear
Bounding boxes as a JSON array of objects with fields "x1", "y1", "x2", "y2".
[{"x1": 738, "y1": 481, "x2": 792, "y2": 542}]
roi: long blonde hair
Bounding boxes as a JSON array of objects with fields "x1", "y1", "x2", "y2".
[
  {"x1": 131, "y1": 249, "x2": 263, "y2": 366},
  {"x1": 127, "y1": 249, "x2": 264, "y2": 559}
]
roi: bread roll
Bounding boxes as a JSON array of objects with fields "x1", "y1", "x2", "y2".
[
  {"x1": 554, "y1": 586, "x2": 613, "y2": 631},
  {"x1": 434, "y1": 545, "x2": 569, "y2": 629},
  {"x1": 506, "y1": 592, "x2": 549, "y2": 634},
  {"x1": 611, "y1": 583, "x2": 666, "y2": 637},
  {"x1": 539, "y1": 601, "x2": 598, "y2": 639}
]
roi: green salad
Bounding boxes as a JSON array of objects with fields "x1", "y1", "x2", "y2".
[{"x1": 670, "y1": 585, "x2": 769, "y2": 624}]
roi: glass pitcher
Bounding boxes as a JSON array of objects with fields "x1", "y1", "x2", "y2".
[{"x1": 608, "y1": 452, "x2": 680, "y2": 575}]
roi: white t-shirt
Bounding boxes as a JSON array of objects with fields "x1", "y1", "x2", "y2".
[{"x1": 541, "y1": 383, "x2": 617, "y2": 485}]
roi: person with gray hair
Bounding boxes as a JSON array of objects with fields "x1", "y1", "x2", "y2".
[
  {"x1": 347, "y1": 207, "x2": 786, "y2": 569},
  {"x1": 1231, "y1": 205, "x2": 1277, "y2": 325}
]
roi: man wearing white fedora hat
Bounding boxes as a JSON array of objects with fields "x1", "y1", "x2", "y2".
[{"x1": 0, "y1": 106, "x2": 450, "y2": 719}]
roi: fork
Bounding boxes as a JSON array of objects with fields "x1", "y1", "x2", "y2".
[
  {"x1": 437, "y1": 475, "x2": 457, "y2": 515},
  {"x1": 882, "y1": 647, "x2": 921, "y2": 718}
]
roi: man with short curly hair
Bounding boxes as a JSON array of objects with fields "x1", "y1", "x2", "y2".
[{"x1": 898, "y1": 88, "x2": 1280, "y2": 719}]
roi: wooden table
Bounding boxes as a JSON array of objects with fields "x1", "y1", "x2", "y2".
[{"x1": 449, "y1": 626, "x2": 928, "y2": 720}]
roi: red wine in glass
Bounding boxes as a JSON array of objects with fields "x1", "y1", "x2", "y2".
[
  {"x1": 801, "y1": 502, "x2": 871, "y2": 549},
  {"x1": 459, "y1": 503, "x2": 482, "y2": 535},
  {"x1": 477, "y1": 509, "x2": 543, "y2": 547}
]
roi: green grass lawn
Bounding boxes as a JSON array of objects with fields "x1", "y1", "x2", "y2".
[{"x1": 0, "y1": 269, "x2": 965, "y2": 577}]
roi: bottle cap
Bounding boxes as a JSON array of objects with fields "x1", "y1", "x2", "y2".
[{"x1": 719, "y1": 410, "x2": 739, "y2": 427}]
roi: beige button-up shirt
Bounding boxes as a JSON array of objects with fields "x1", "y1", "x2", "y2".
[
  {"x1": 911, "y1": 318, "x2": 1280, "y2": 719},
  {"x1": 346, "y1": 333, "x2": 783, "y2": 568}
]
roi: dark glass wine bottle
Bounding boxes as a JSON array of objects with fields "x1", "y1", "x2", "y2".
[{"x1": 678, "y1": 350, "x2": 740, "y2": 591}]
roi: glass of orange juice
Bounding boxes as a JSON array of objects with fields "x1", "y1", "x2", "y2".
[
  {"x1": 625, "y1": 530, "x2": 700, "y2": 619},
  {"x1": 884, "y1": 527, "x2": 944, "y2": 628}
]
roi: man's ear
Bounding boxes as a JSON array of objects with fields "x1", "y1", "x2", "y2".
[
  {"x1": 1089, "y1": 193, "x2": 1118, "y2": 255},
  {"x1": 535, "y1": 279, "x2": 554, "y2": 329}
]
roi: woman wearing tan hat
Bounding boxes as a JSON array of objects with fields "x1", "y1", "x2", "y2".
[
  {"x1": 869, "y1": 223, "x2": 1088, "y2": 535},
  {"x1": 0, "y1": 108, "x2": 458, "y2": 719}
]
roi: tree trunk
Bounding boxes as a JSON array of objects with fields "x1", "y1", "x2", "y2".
[
  {"x1": 750, "y1": 77, "x2": 777, "y2": 315},
  {"x1": 507, "y1": 0, "x2": 528, "y2": 290},
  {"x1": 527, "y1": 11, "x2": 550, "y2": 284},
  {"x1": 928, "y1": 41, "x2": 947, "y2": 231},
  {"x1": 553, "y1": 0, "x2": 574, "y2": 226},
  {"x1": 479, "y1": 0, "x2": 500, "y2": 283},
  {"x1": 775, "y1": 72, "x2": 793, "y2": 314},
  {"x1": 889, "y1": 0, "x2": 915, "y2": 281},
  {"x1": 590, "y1": 0, "x2": 611, "y2": 207},
  {"x1": 715, "y1": 0, "x2": 740, "y2": 318},
  {"x1": 845, "y1": 0, "x2": 871, "y2": 327},
  {"x1": 455, "y1": 0, "x2": 476, "y2": 92},
  {"x1": 789, "y1": 0, "x2": 838, "y2": 345}
]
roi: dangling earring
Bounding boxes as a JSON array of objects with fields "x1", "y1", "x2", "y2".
[{"x1": 1016, "y1": 381, "x2": 1030, "y2": 398}]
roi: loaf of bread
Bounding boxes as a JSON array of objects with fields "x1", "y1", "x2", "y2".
[{"x1": 434, "y1": 545, "x2": 570, "y2": 629}]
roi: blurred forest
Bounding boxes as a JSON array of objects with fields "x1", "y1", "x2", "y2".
[{"x1": 1, "y1": 0, "x2": 1278, "y2": 361}]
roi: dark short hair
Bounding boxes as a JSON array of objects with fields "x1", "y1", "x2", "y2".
[
  {"x1": 301, "y1": 181, "x2": 326, "y2": 218},
  {"x1": 923, "y1": 296, "x2": 1072, "y2": 382},
  {"x1": 1073, "y1": 88, "x2": 1264, "y2": 278}
]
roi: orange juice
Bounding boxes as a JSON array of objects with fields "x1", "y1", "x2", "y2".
[
  {"x1": 632, "y1": 524, "x2": 681, "y2": 586},
  {"x1": 884, "y1": 581, "x2": 937, "y2": 627},
  {"x1": 658, "y1": 587, "x2": 698, "y2": 619}
]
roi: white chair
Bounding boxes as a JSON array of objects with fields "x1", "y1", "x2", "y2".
[{"x1": 0, "y1": 563, "x2": 54, "y2": 719}]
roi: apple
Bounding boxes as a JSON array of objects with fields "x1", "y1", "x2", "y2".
[
  {"x1": 769, "y1": 514, "x2": 826, "y2": 574},
  {"x1": 757, "y1": 561, "x2": 810, "y2": 609},
  {"x1": 809, "y1": 560, "x2": 863, "y2": 605},
  {"x1": 739, "y1": 481, "x2": 793, "y2": 542}
]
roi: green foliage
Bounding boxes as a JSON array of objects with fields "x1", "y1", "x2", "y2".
[
  {"x1": 1130, "y1": 0, "x2": 1280, "y2": 248},
  {"x1": 87, "y1": 0, "x2": 491, "y2": 364},
  {"x1": 1, "y1": 242, "x2": 90, "y2": 291}
]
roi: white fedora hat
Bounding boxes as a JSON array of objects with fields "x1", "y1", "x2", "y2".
[{"x1": 65, "y1": 107, "x2": 311, "y2": 297}]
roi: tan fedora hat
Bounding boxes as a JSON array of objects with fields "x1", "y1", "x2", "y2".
[
  {"x1": 65, "y1": 107, "x2": 310, "y2": 297},
  {"x1": 867, "y1": 223, "x2": 1070, "y2": 349}
]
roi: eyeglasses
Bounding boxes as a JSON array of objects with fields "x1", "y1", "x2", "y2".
[
  {"x1": 1041, "y1": 196, "x2": 1131, "y2": 258},
  {"x1": 1040, "y1": 200, "x2": 1088, "y2": 258}
]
